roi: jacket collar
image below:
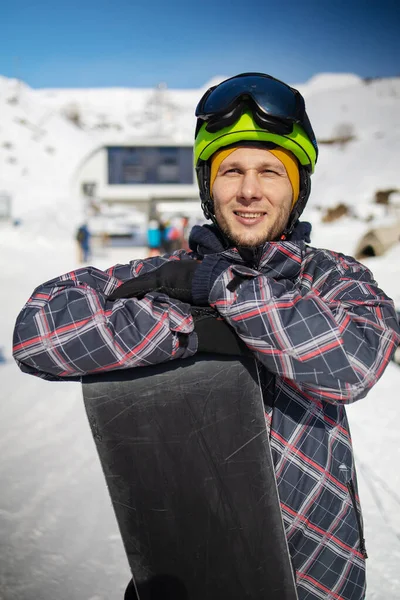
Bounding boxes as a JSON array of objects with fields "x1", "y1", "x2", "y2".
[{"x1": 188, "y1": 221, "x2": 310, "y2": 279}]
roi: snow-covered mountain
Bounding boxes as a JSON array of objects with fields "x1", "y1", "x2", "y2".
[
  {"x1": 0, "y1": 76, "x2": 93, "y2": 220},
  {"x1": 1, "y1": 72, "x2": 399, "y2": 224}
]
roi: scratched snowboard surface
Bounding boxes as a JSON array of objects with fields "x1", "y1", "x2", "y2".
[{"x1": 82, "y1": 355, "x2": 298, "y2": 600}]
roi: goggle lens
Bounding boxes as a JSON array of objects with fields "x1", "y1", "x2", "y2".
[{"x1": 196, "y1": 74, "x2": 299, "y2": 120}]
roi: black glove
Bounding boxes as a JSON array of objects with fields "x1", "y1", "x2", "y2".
[
  {"x1": 192, "y1": 307, "x2": 251, "y2": 357},
  {"x1": 107, "y1": 260, "x2": 199, "y2": 303}
]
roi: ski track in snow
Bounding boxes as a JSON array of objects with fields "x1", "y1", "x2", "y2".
[{"x1": 0, "y1": 235, "x2": 399, "y2": 599}]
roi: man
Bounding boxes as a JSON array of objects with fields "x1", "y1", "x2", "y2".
[{"x1": 13, "y1": 73, "x2": 400, "y2": 600}]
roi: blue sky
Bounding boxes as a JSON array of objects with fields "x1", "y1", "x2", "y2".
[{"x1": 2, "y1": 0, "x2": 399, "y2": 89}]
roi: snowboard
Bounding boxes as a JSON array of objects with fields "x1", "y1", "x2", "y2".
[{"x1": 82, "y1": 354, "x2": 298, "y2": 600}]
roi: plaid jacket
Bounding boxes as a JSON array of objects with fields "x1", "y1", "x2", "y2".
[{"x1": 13, "y1": 225, "x2": 400, "y2": 600}]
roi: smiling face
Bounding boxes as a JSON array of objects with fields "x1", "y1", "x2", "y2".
[{"x1": 211, "y1": 147, "x2": 294, "y2": 247}]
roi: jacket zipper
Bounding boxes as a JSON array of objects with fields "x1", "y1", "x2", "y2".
[
  {"x1": 346, "y1": 479, "x2": 368, "y2": 558},
  {"x1": 236, "y1": 245, "x2": 263, "y2": 269}
]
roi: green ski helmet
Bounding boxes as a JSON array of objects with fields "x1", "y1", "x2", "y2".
[{"x1": 194, "y1": 72, "x2": 318, "y2": 237}]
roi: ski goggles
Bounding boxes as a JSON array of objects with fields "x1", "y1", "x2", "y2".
[{"x1": 195, "y1": 72, "x2": 318, "y2": 159}]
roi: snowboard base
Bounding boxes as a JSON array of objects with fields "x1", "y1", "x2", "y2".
[{"x1": 82, "y1": 355, "x2": 298, "y2": 600}]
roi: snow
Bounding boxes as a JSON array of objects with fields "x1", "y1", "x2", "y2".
[
  {"x1": 296, "y1": 73, "x2": 364, "y2": 94},
  {"x1": 0, "y1": 71, "x2": 400, "y2": 599}
]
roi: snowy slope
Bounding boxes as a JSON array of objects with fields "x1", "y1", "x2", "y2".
[
  {"x1": 0, "y1": 234, "x2": 399, "y2": 600},
  {"x1": 304, "y1": 76, "x2": 400, "y2": 208},
  {"x1": 0, "y1": 76, "x2": 94, "y2": 223}
]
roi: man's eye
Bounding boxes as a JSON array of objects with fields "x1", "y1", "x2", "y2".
[{"x1": 262, "y1": 169, "x2": 277, "y2": 174}]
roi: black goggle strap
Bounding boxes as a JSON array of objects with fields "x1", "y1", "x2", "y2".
[
  {"x1": 204, "y1": 104, "x2": 243, "y2": 133},
  {"x1": 204, "y1": 104, "x2": 295, "y2": 137}
]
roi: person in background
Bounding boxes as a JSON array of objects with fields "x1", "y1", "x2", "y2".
[
  {"x1": 181, "y1": 215, "x2": 190, "y2": 251},
  {"x1": 164, "y1": 217, "x2": 183, "y2": 253},
  {"x1": 160, "y1": 218, "x2": 174, "y2": 254},
  {"x1": 75, "y1": 222, "x2": 91, "y2": 263},
  {"x1": 147, "y1": 217, "x2": 162, "y2": 257},
  {"x1": 13, "y1": 73, "x2": 400, "y2": 600}
]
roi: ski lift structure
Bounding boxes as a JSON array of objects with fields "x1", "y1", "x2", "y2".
[{"x1": 70, "y1": 81, "x2": 199, "y2": 245}]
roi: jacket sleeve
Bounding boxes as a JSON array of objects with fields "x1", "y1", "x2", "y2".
[
  {"x1": 12, "y1": 256, "x2": 197, "y2": 381},
  {"x1": 205, "y1": 249, "x2": 400, "y2": 405}
]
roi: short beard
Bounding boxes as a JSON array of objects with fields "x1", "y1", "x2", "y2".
[{"x1": 214, "y1": 206, "x2": 290, "y2": 248}]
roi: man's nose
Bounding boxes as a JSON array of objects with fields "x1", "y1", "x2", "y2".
[{"x1": 239, "y1": 171, "x2": 263, "y2": 201}]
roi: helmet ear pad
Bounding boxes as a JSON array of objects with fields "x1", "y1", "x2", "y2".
[
  {"x1": 283, "y1": 167, "x2": 311, "y2": 237},
  {"x1": 196, "y1": 159, "x2": 311, "y2": 238},
  {"x1": 196, "y1": 161, "x2": 214, "y2": 221}
]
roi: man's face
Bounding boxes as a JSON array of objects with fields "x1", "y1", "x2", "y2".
[{"x1": 211, "y1": 147, "x2": 294, "y2": 247}]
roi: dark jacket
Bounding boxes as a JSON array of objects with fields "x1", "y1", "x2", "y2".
[{"x1": 13, "y1": 223, "x2": 400, "y2": 600}]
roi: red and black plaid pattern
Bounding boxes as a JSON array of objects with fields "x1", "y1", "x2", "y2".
[{"x1": 13, "y1": 239, "x2": 400, "y2": 600}]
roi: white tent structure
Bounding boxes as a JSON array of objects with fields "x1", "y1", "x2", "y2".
[{"x1": 355, "y1": 222, "x2": 400, "y2": 259}]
